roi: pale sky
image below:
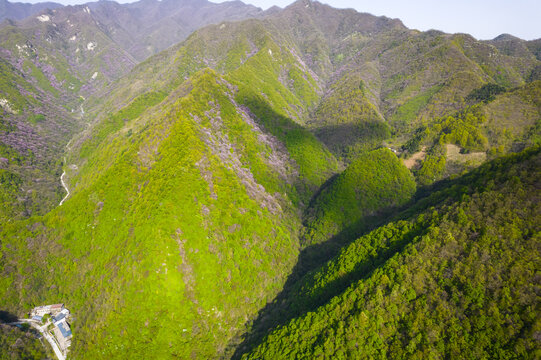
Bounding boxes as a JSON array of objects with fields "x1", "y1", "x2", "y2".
[
  {"x1": 235, "y1": 0, "x2": 540, "y2": 40},
  {"x1": 23, "y1": 0, "x2": 541, "y2": 40}
]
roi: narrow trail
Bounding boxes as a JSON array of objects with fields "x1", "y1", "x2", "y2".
[
  {"x1": 59, "y1": 170, "x2": 70, "y2": 206},
  {"x1": 58, "y1": 106, "x2": 81, "y2": 207}
]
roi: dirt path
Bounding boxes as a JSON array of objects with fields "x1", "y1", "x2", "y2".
[
  {"x1": 59, "y1": 171, "x2": 69, "y2": 206},
  {"x1": 403, "y1": 146, "x2": 427, "y2": 169}
]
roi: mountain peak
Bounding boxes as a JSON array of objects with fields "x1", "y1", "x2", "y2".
[
  {"x1": 493, "y1": 33, "x2": 522, "y2": 42},
  {"x1": 285, "y1": 0, "x2": 319, "y2": 11}
]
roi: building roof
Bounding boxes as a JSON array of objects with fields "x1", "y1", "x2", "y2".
[
  {"x1": 53, "y1": 312, "x2": 66, "y2": 322},
  {"x1": 50, "y1": 304, "x2": 64, "y2": 310},
  {"x1": 32, "y1": 315, "x2": 43, "y2": 321},
  {"x1": 57, "y1": 321, "x2": 72, "y2": 338}
]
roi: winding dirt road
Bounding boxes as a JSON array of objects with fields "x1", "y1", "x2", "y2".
[{"x1": 59, "y1": 171, "x2": 70, "y2": 206}]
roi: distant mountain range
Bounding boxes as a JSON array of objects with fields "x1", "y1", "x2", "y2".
[
  {"x1": 2, "y1": 0, "x2": 265, "y2": 60},
  {"x1": 0, "y1": 0, "x2": 62, "y2": 22}
]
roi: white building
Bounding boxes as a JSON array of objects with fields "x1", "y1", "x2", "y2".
[{"x1": 31, "y1": 304, "x2": 64, "y2": 317}]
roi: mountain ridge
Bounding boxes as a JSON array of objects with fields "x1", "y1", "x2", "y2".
[
  {"x1": 0, "y1": 1, "x2": 539, "y2": 359},
  {"x1": 0, "y1": 0, "x2": 62, "y2": 22}
]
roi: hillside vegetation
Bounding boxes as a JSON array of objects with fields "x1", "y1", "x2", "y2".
[
  {"x1": 0, "y1": 0, "x2": 539, "y2": 359},
  {"x1": 0, "y1": 323, "x2": 48, "y2": 360},
  {"x1": 303, "y1": 148, "x2": 416, "y2": 246},
  {"x1": 0, "y1": 69, "x2": 307, "y2": 359},
  {"x1": 244, "y1": 147, "x2": 541, "y2": 359}
]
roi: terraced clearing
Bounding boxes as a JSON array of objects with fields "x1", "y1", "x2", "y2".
[{"x1": 446, "y1": 143, "x2": 487, "y2": 164}]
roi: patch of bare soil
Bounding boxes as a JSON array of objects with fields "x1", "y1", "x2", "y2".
[{"x1": 403, "y1": 146, "x2": 427, "y2": 169}]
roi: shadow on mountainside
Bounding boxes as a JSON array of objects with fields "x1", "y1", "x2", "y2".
[
  {"x1": 220, "y1": 95, "x2": 411, "y2": 358},
  {"x1": 313, "y1": 120, "x2": 391, "y2": 158},
  {"x1": 236, "y1": 93, "x2": 341, "y2": 205},
  {"x1": 0, "y1": 310, "x2": 19, "y2": 323},
  {"x1": 225, "y1": 147, "x2": 541, "y2": 358},
  {"x1": 227, "y1": 202, "x2": 406, "y2": 359}
]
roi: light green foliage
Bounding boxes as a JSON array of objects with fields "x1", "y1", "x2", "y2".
[
  {"x1": 407, "y1": 81, "x2": 540, "y2": 184},
  {"x1": 304, "y1": 148, "x2": 416, "y2": 246},
  {"x1": 27, "y1": 114, "x2": 45, "y2": 125},
  {"x1": 435, "y1": 111, "x2": 489, "y2": 151},
  {"x1": 0, "y1": 59, "x2": 36, "y2": 112},
  {"x1": 22, "y1": 60, "x2": 59, "y2": 98},
  {"x1": 390, "y1": 84, "x2": 443, "y2": 130},
  {"x1": 0, "y1": 168, "x2": 24, "y2": 221},
  {"x1": 0, "y1": 4, "x2": 540, "y2": 359},
  {"x1": 287, "y1": 64, "x2": 320, "y2": 108},
  {"x1": 416, "y1": 149, "x2": 446, "y2": 186},
  {"x1": 407, "y1": 107, "x2": 489, "y2": 184},
  {"x1": 78, "y1": 91, "x2": 166, "y2": 160},
  {"x1": 0, "y1": 70, "x2": 301, "y2": 359}
]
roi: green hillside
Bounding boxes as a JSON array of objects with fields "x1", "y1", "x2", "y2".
[
  {"x1": 0, "y1": 0, "x2": 540, "y2": 359},
  {"x1": 0, "y1": 323, "x2": 48, "y2": 360},
  {"x1": 0, "y1": 69, "x2": 307, "y2": 359},
  {"x1": 304, "y1": 148, "x2": 416, "y2": 246},
  {"x1": 243, "y1": 147, "x2": 541, "y2": 359},
  {"x1": 312, "y1": 72, "x2": 390, "y2": 159}
]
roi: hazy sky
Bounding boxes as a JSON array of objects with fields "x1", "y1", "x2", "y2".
[
  {"x1": 23, "y1": 0, "x2": 541, "y2": 40},
  {"x1": 232, "y1": 0, "x2": 540, "y2": 40}
]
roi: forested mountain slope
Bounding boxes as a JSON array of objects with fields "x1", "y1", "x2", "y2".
[
  {"x1": 243, "y1": 147, "x2": 541, "y2": 359},
  {"x1": 87, "y1": 0, "x2": 540, "y2": 164},
  {"x1": 0, "y1": 0, "x2": 264, "y2": 221},
  {"x1": 1, "y1": 68, "x2": 307, "y2": 359},
  {"x1": 2, "y1": 0, "x2": 539, "y2": 222},
  {"x1": 0, "y1": 0, "x2": 539, "y2": 359},
  {"x1": 303, "y1": 148, "x2": 416, "y2": 247}
]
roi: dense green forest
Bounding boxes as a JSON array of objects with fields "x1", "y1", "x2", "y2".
[
  {"x1": 303, "y1": 148, "x2": 416, "y2": 246},
  {"x1": 0, "y1": 323, "x2": 48, "y2": 360},
  {"x1": 0, "y1": 0, "x2": 540, "y2": 358},
  {"x1": 244, "y1": 147, "x2": 541, "y2": 359}
]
